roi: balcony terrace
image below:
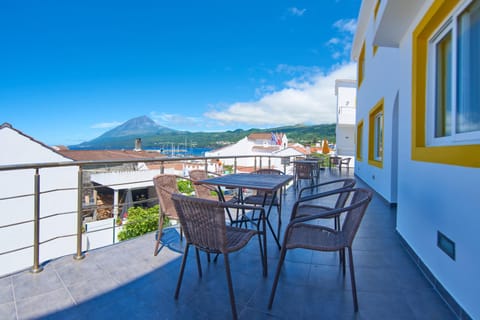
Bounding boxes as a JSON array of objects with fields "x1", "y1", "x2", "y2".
[{"x1": 0, "y1": 158, "x2": 457, "y2": 319}]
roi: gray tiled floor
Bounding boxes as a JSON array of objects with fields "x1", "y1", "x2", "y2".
[{"x1": 0, "y1": 170, "x2": 457, "y2": 319}]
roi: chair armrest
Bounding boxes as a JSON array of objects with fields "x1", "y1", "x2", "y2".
[
  {"x1": 297, "y1": 179, "x2": 355, "y2": 199},
  {"x1": 218, "y1": 202, "x2": 266, "y2": 214}
]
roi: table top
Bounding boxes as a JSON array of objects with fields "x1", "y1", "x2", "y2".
[{"x1": 199, "y1": 173, "x2": 293, "y2": 191}]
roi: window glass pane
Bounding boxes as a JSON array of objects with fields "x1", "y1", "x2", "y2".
[
  {"x1": 374, "y1": 113, "x2": 383, "y2": 160},
  {"x1": 435, "y1": 31, "x2": 452, "y2": 137},
  {"x1": 457, "y1": 0, "x2": 480, "y2": 133}
]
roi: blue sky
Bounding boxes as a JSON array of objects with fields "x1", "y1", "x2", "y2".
[{"x1": 0, "y1": 0, "x2": 360, "y2": 146}]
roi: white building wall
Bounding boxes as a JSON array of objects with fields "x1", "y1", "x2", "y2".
[
  {"x1": 335, "y1": 81, "x2": 356, "y2": 157},
  {"x1": 205, "y1": 136, "x2": 291, "y2": 171},
  {"x1": 354, "y1": 1, "x2": 480, "y2": 318},
  {"x1": 0, "y1": 126, "x2": 78, "y2": 276},
  {"x1": 355, "y1": 18, "x2": 401, "y2": 203}
]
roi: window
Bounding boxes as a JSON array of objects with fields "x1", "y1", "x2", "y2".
[
  {"x1": 356, "y1": 120, "x2": 364, "y2": 161},
  {"x1": 427, "y1": 0, "x2": 480, "y2": 145},
  {"x1": 457, "y1": 0, "x2": 480, "y2": 134},
  {"x1": 369, "y1": 99, "x2": 384, "y2": 168},
  {"x1": 412, "y1": 0, "x2": 480, "y2": 167},
  {"x1": 358, "y1": 42, "x2": 366, "y2": 87}
]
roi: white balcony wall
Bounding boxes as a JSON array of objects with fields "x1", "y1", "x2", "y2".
[{"x1": 0, "y1": 126, "x2": 78, "y2": 277}]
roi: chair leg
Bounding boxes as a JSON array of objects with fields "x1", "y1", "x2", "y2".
[
  {"x1": 257, "y1": 231, "x2": 266, "y2": 276},
  {"x1": 153, "y1": 212, "x2": 165, "y2": 256},
  {"x1": 174, "y1": 244, "x2": 190, "y2": 299},
  {"x1": 268, "y1": 244, "x2": 288, "y2": 309},
  {"x1": 195, "y1": 248, "x2": 203, "y2": 278},
  {"x1": 347, "y1": 247, "x2": 359, "y2": 312},
  {"x1": 224, "y1": 254, "x2": 238, "y2": 320}
]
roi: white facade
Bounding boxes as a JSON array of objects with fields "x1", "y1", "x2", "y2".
[
  {"x1": 0, "y1": 124, "x2": 78, "y2": 276},
  {"x1": 335, "y1": 79, "x2": 357, "y2": 156},
  {"x1": 205, "y1": 133, "x2": 292, "y2": 170},
  {"x1": 352, "y1": 1, "x2": 480, "y2": 318}
]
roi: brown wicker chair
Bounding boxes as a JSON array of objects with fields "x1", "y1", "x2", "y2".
[
  {"x1": 268, "y1": 188, "x2": 373, "y2": 312},
  {"x1": 242, "y1": 168, "x2": 284, "y2": 249},
  {"x1": 293, "y1": 178, "x2": 356, "y2": 268},
  {"x1": 152, "y1": 174, "x2": 182, "y2": 256},
  {"x1": 189, "y1": 169, "x2": 238, "y2": 224},
  {"x1": 293, "y1": 162, "x2": 316, "y2": 189},
  {"x1": 171, "y1": 194, "x2": 265, "y2": 320},
  {"x1": 295, "y1": 178, "x2": 356, "y2": 229},
  {"x1": 188, "y1": 170, "x2": 220, "y2": 200}
]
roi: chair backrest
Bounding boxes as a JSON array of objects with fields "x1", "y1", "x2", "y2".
[
  {"x1": 188, "y1": 170, "x2": 214, "y2": 199},
  {"x1": 340, "y1": 188, "x2": 373, "y2": 245},
  {"x1": 329, "y1": 178, "x2": 356, "y2": 208},
  {"x1": 171, "y1": 193, "x2": 227, "y2": 252},
  {"x1": 252, "y1": 168, "x2": 284, "y2": 175},
  {"x1": 295, "y1": 162, "x2": 314, "y2": 179},
  {"x1": 153, "y1": 174, "x2": 180, "y2": 219}
]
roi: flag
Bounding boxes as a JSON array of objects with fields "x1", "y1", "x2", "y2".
[{"x1": 271, "y1": 132, "x2": 278, "y2": 144}]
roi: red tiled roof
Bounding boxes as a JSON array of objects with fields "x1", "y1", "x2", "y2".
[
  {"x1": 58, "y1": 150, "x2": 166, "y2": 161},
  {"x1": 247, "y1": 132, "x2": 284, "y2": 141}
]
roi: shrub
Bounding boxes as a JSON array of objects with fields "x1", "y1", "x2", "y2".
[
  {"x1": 117, "y1": 205, "x2": 169, "y2": 241},
  {"x1": 177, "y1": 179, "x2": 194, "y2": 194}
]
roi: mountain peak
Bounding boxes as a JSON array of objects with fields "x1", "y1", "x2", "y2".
[{"x1": 97, "y1": 116, "x2": 175, "y2": 139}]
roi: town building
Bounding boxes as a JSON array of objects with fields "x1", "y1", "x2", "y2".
[
  {"x1": 334, "y1": 79, "x2": 356, "y2": 157},
  {"x1": 352, "y1": 1, "x2": 479, "y2": 318},
  {"x1": 205, "y1": 132, "x2": 301, "y2": 170},
  {"x1": 0, "y1": 123, "x2": 78, "y2": 276}
]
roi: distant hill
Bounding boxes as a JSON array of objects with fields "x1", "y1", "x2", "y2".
[
  {"x1": 70, "y1": 116, "x2": 336, "y2": 150},
  {"x1": 73, "y1": 116, "x2": 179, "y2": 149}
]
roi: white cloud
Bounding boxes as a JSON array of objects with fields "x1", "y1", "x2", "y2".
[
  {"x1": 91, "y1": 121, "x2": 123, "y2": 129},
  {"x1": 289, "y1": 7, "x2": 306, "y2": 16},
  {"x1": 333, "y1": 19, "x2": 357, "y2": 34},
  {"x1": 326, "y1": 18, "x2": 357, "y2": 60},
  {"x1": 204, "y1": 63, "x2": 357, "y2": 127},
  {"x1": 150, "y1": 111, "x2": 201, "y2": 129}
]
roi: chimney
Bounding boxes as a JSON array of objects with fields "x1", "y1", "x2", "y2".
[{"x1": 134, "y1": 138, "x2": 142, "y2": 151}]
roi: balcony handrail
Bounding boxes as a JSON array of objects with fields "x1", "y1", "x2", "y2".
[{"x1": 0, "y1": 153, "x2": 302, "y2": 276}]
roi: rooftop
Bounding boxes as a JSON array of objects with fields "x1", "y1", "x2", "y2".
[{"x1": 0, "y1": 170, "x2": 456, "y2": 319}]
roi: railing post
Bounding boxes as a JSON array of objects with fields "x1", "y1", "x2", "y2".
[
  {"x1": 259, "y1": 156, "x2": 262, "y2": 169},
  {"x1": 254, "y1": 157, "x2": 257, "y2": 171},
  {"x1": 160, "y1": 161, "x2": 165, "y2": 174},
  {"x1": 268, "y1": 157, "x2": 271, "y2": 169},
  {"x1": 74, "y1": 167, "x2": 85, "y2": 260},
  {"x1": 204, "y1": 158, "x2": 208, "y2": 173},
  {"x1": 31, "y1": 168, "x2": 43, "y2": 273},
  {"x1": 234, "y1": 157, "x2": 237, "y2": 174}
]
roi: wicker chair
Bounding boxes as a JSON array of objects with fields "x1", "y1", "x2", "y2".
[
  {"x1": 189, "y1": 169, "x2": 238, "y2": 223},
  {"x1": 152, "y1": 174, "x2": 182, "y2": 256},
  {"x1": 188, "y1": 170, "x2": 220, "y2": 200},
  {"x1": 295, "y1": 178, "x2": 356, "y2": 229},
  {"x1": 293, "y1": 162, "x2": 316, "y2": 189},
  {"x1": 242, "y1": 168, "x2": 284, "y2": 249},
  {"x1": 171, "y1": 194, "x2": 265, "y2": 320},
  {"x1": 268, "y1": 188, "x2": 373, "y2": 312}
]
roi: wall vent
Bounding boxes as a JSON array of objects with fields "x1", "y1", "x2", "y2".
[{"x1": 437, "y1": 231, "x2": 455, "y2": 261}]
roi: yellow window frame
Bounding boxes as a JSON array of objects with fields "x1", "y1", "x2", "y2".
[
  {"x1": 358, "y1": 42, "x2": 366, "y2": 88},
  {"x1": 368, "y1": 98, "x2": 384, "y2": 168},
  {"x1": 374, "y1": 0, "x2": 381, "y2": 20},
  {"x1": 356, "y1": 120, "x2": 364, "y2": 161},
  {"x1": 412, "y1": 0, "x2": 480, "y2": 167}
]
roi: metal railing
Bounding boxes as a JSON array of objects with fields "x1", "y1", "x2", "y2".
[{"x1": 0, "y1": 154, "x2": 305, "y2": 276}]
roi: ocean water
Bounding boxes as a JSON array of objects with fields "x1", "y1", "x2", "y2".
[{"x1": 145, "y1": 147, "x2": 213, "y2": 157}]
